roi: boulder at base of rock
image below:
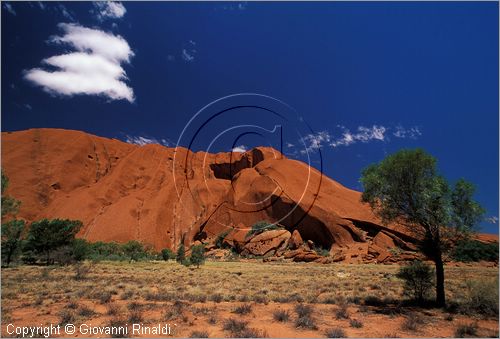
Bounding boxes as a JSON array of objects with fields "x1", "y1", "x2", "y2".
[
  {"x1": 205, "y1": 249, "x2": 230, "y2": 260},
  {"x1": 373, "y1": 231, "x2": 396, "y2": 249},
  {"x1": 289, "y1": 229, "x2": 304, "y2": 250},
  {"x1": 292, "y1": 250, "x2": 322, "y2": 262},
  {"x1": 368, "y1": 243, "x2": 392, "y2": 262},
  {"x1": 244, "y1": 229, "x2": 291, "y2": 256}
]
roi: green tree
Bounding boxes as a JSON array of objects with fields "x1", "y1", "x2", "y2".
[
  {"x1": 1, "y1": 219, "x2": 25, "y2": 266},
  {"x1": 24, "y1": 219, "x2": 82, "y2": 265},
  {"x1": 190, "y1": 244, "x2": 205, "y2": 268},
  {"x1": 122, "y1": 240, "x2": 145, "y2": 262},
  {"x1": 176, "y1": 243, "x2": 186, "y2": 263},
  {"x1": 161, "y1": 248, "x2": 175, "y2": 261},
  {"x1": 360, "y1": 149, "x2": 484, "y2": 307},
  {"x1": 1, "y1": 170, "x2": 20, "y2": 219},
  {"x1": 70, "y1": 238, "x2": 90, "y2": 261}
]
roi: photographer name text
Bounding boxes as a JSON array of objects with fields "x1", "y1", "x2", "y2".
[{"x1": 6, "y1": 323, "x2": 176, "y2": 337}]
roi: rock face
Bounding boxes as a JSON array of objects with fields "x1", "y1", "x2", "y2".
[
  {"x1": 4, "y1": 128, "x2": 475, "y2": 263},
  {"x1": 289, "y1": 230, "x2": 304, "y2": 250}
]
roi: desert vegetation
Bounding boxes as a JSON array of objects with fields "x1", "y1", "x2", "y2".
[{"x1": 1, "y1": 260, "x2": 498, "y2": 337}]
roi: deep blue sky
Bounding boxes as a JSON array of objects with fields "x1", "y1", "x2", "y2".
[{"x1": 2, "y1": 2, "x2": 498, "y2": 233}]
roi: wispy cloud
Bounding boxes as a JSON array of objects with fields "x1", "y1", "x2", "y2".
[
  {"x1": 485, "y1": 216, "x2": 499, "y2": 224},
  {"x1": 232, "y1": 145, "x2": 248, "y2": 153},
  {"x1": 93, "y1": 1, "x2": 126, "y2": 21},
  {"x1": 330, "y1": 125, "x2": 387, "y2": 148},
  {"x1": 3, "y1": 2, "x2": 16, "y2": 15},
  {"x1": 24, "y1": 104, "x2": 32, "y2": 110},
  {"x1": 300, "y1": 131, "x2": 331, "y2": 153},
  {"x1": 393, "y1": 125, "x2": 421, "y2": 139},
  {"x1": 298, "y1": 124, "x2": 421, "y2": 154},
  {"x1": 32, "y1": 2, "x2": 75, "y2": 21},
  {"x1": 24, "y1": 23, "x2": 135, "y2": 102},
  {"x1": 124, "y1": 135, "x2": 173, "y2": 147},
  {"x1": 220, "y1": 2, "x2": 248, "y2": 10},
  {"x1": 181, "y1": 40, "x2": 197, "y2": 62},
  {"x1": 58, "y1": 4, "x2": 75, "y2": 21}
]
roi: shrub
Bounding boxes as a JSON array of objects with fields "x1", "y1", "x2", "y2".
[
  {"x1": 272, "y1": 309, "x2": 290, "y2": 322},
  {"x1": 401, "y1": 313, "x2": 425, "y2": 332},
  {"x1": 207, "y1": 315, "x2": 217, "y2": 325},
  {"x1": 108, "y1": 317, "x2": 127, "y2": 338},
  {"x1": 215, "y1": 230, "x2": 231, "y2": 249},
  {"x1": 455, "y1": 322, "x2": 478, "y2": 338},
  {"x1": 176, "y1": 243, "x2": 186, "y2": 263},
  {"x1": 223, "y1": 318, "x2": 248, "y2": 334},
  {"x1": 210, "y1": 293, "x2": 223, "y2": 303},
  {"x1": 313, "y1": 245, "x2": 330, "y2": 257},
  {"x1": 246, "y1": 221, "x2": 281, "y2": 239},
  {"x1": 238, "y1": 328, "x2": 268, "y2": 338},
  {"x1": 232, "y1": 304, "x2": 252, "y2": 315},
  {"x1": 294, "y1": 304, "x2": 317, "y2": 330},
  {"x1": 127, "y1": 302, "x2": 141, "y2": 311},
  {"x1": 452, "y1": 239, "x2": 498, "y2": 262},
  {"x1": 74, "y1": 262, "x2": 92, "y2": 280},
  {"x1": 295, "y1": 303, "x2": 313, "y2": 318},
  {"x1": 190, "y1": 331, "x2": 209, "y2": 338},
  {"x1": 350, "y1": 319, "x2": 363, "y2": 328},
  {"x1": 364, "y1": 295, "x2": 385, "y2": 307},
  {"x1": 396, "y1": 260, "x2": 434, "y2": 303},
  {"x1": 128, "y1": 310, "x2": 143, "y2": 323},
  {"x1": 190, "y1": 244, "x2": 205, "y2": 268},
  {"x1": 161, "y1": 248, "x2": 175, "y2": 261},
  {"x1": 107, "y1": 303, "x2": 121, "y2": 316},
  {"x1": 58, "y1": 309, "x2": 75, "y2": 325},
  {"x1": 463, "y1": 279, "x2": 499, "y2": 316},
  {"x1": 78, "y1": 305, "x2": 96, "y2": 318},
  {"x1": 335, "y1": 304, "x2": 349, "y2": 319},
  {"x1": 95, "y1": 290, "x2": 112, "y2": 304},
  {"x1": 325, "y1": 328, "x2": 347, "y2": 338}
]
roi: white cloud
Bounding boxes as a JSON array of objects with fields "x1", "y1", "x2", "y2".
[
  {"x1": 300, "y1": 131, "x2": 331, "y2": 154},
  {"x1": 125, "y1": 135, "x2": 173, "y2": 147},
  {"x1": 24, "y1": 23, "x2": 135, "y2": 102},
  {"x1": 181, "y1": 40, "x2": 197, "y2": 62},
  {"x1": 330, "y1": 125, "x2": 387, "y2": 148},
  {"x1": 221, "y1": 2, "x2": 247, "y2": 10},
  {"x1": 300, "y1": 124, "x2": 421, "y2": 153},
  {"x1": 93, "y1": 2, "x2": 126, "y2": 20},
  {"x1": 485, "y1": 216, "x2": 499, "y2": 224},
  {"x1": 393, "y1": 125, "x2": 422, "y2": 139},
  {"x1": 37, "y1": 2, "x2": 45, "y2": 10},
  {"x1": 49, "y1": 23, "x2": 133, "y2": 62},
  {"x1": 182, "y1": 49, "x2": 195, "y2": 62},
  {"x1": 58, "y1": 4, "x2": 74, "y2": 21},
  {"x1": 3, "y1": 2, "x2": 16, "y2": 15},
  {"x1": 232, "y1": 145, "x2": 248, "y2": 153}
]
